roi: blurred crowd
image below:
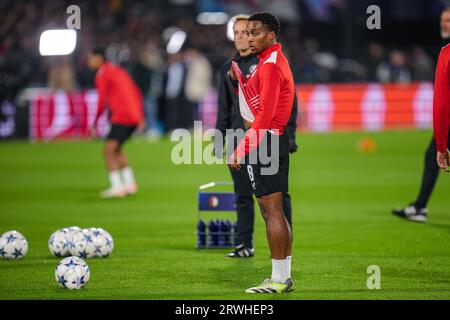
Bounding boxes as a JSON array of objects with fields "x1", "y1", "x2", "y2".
[
  {"x1": 294, "y1": 39, "x2": 435, "y2": 84},
  {"x1": 0, "y1": 0, "x2": 440, "y2": 135}
]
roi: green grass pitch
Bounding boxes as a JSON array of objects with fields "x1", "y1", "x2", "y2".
[{"x1": 0, "y1": 130, "x2": 449, "y2": 300}]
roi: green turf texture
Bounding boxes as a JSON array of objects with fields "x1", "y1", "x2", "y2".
[{"x1": 0, "y1": 130, "x2": 449, "y2": 300}]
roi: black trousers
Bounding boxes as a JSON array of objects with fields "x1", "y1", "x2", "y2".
[
  {"x1": 414, "y1": 132, "x2": 450, "y2": 208},
  {"x1": 229, "y1": 165, "x2": 292, "y2": 249}
]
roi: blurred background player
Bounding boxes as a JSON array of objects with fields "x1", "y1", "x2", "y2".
[
  {"x1": 88, "y1": 48, "x2": 145, "y2": 199},
  {"x1": 216, "y1": 15, "x2": 298, "y2": 258},
  {"x1": 392, "y1": 7, "x2": 450, "y2": 222},
  {"x1": 229, "y1": 12, "x2": 295, "y2": 293},
  {"x1": 433, "y1": 14, "x2": 450, "y2": 173}
]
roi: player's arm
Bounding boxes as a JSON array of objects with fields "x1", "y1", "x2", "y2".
[
  {"x1": 231, "y1": 63, "x2": 282, "y2": 165},
  {"x1": 228, "y1": 61, "x2": 239, "y2": 88},
  {"x1": 92, "y1": 74, "x2": 108, "y2": 130},
  {"x1": 433, "y1": 48, "x2": 450, "y2": 171}
]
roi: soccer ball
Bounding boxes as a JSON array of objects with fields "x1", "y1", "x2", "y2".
[
  {"x1": 100, "y1": 228, "x2": 114, "y2": 249},
  {"x1": 48, "y1": 226, "x2": 82, "y2": 257},
  {"x1": 48, "y1": 229, "x2": 70, "y2": 257},
  {"x1": 55, "y1": 256, "x2": 90, "y2": 289},
  {"x1": 86, "y1": 227, "x2": 114, "y2": 257},
  {"x1": 64, "y1": 226, "x2": 82, "y2": 252},
  {"x1": 68, "y1": 229, "x2": 96, "y2": 259},
  {"x1": 0, "y1": 230, "x2": 28, "y2": 260}
]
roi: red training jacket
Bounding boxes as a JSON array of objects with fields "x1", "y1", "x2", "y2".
[
  {"x1": 231, "y1": 43, "x2": 295, "y2": 161},
  {"x1": 433, "y1": 43, "x2": 450, "y2": 152},
  {"x1": 93, "y1": 62, "x2": 144, "y2": 127}
]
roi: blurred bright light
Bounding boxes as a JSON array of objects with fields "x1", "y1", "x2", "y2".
[
  {"x1": 39, "y1": 29, "x2": 77, "y2": 56},
  {"x1": 226, "y1": 17, "x2": 236, "y2": 41},
  {"x1": 162, "y1": 27, "x2": 179, "y2": 43},
  {"x1": 196, "y1": 12, "x2": 229, "y2": 25},
  {"x1": 166, "y1": 30, "x2": 187, "y2": 54}
]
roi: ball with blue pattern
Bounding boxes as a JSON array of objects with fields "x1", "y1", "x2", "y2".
[
  {"x1": 48, "y1": 226, "x2": 82, "y2": 258},
  {"x1": 55, "y1": 256, "x2": 90, "y2": 289},
  {"x1": 48, "y1": 229, "x2": 70, "y2": 257},
  {"x1": 86, "y1": 227, "x2": 114, "y2": 258},
  {"x1": 0, "y1": 230, "x2": 28, "y2": 260},
  {"x1": 63, "y1": 226, "x2": 82, "y2": 252},
  {"x1": 68, "y1": 229, "x2": 97, "y2": 258}
]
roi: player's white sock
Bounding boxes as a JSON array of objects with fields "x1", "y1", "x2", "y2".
[
  {"x1": 271, "y1": 258, "x2": 289, "y2": 283},
  {"x1": 109, "y1": 170, "x2": 123, "y2": 190},
  {"x1": 121, "y1": 166, "x2": 136, "y2": 186},
  {"x1": 287, "y1": 256, "x2": 292, "y2": 279}
]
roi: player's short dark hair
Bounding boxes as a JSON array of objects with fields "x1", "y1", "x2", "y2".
[
  {"x1": 91, "y1": 47, "x2": 106, "y2": 60},
  {"x1": 248, "y1": 12, "x2": 281, "y2": 35}
]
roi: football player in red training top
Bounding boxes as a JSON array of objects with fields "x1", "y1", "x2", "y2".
[
  {"x1": 228, "y1": 12, "x2": 295, "y2": 293},
  {"x1": 433, "y1": 39, "x2": 450, "y2": 173},
  {"x1": 88, "y1": 48, "x2": 144, "y2": 199},
  {"x1": 393, "y1": 8, "x2": 450, "y2": 222}
]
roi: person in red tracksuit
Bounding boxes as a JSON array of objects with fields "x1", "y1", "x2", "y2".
[
  {"x1": 228, "y1": 12, "x2": 295, "y2": 293},
  {"x1": 433, "y1": 45, "x2": 450, "y2": 172},
  {"x1": 88, "y1": 48, "x2": 145, "y2": 198},
  {"x1": 392, "y1": 8, "x2": 450, "y2": 222},
  {"x1": 433, "y1": 42, "x2": 450, "y2": 173}
]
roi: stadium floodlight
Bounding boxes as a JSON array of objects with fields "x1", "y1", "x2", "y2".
[
  {"x1": 226, "y1": 17, "x2": 236, "y2": 41},
  {"x1": 196, "y1": 12, "x2": 229, "y2": 25},
  {"x1": 166, "y1": 30, "x2": 187, "y2": 54},
  {"x1": 39, "y1": 29, "x2": 77, "y2": 56}
]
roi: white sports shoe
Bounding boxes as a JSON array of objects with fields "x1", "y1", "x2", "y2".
[
  {"x1": 245, "y1": 278, "x2": 294, "y2": 294},
  {"x1": 124, "y1": 183, "x2": 138, "y2": 195},
  {"x1": 100, "y1": 187, "x2": 127, "y2": 199}
]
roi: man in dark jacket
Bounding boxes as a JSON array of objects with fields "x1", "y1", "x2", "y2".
[{"x1": 215, "y1": 15, "x2": 298, "y2": 258}]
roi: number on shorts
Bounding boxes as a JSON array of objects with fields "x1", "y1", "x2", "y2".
[{"x1": 247, "y1": 165, "x2": 254, "y2": 181}]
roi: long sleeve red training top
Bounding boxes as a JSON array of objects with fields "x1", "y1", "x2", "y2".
[
  {"x1": 93, "y1": 62, "x2": 144, "y2": 127},
  {"x1": 231, "y1": 43, "x2": 295, "y2": 162},
  {"x1": 433, "y1": 44, "x2": 450, "y2": 152}
]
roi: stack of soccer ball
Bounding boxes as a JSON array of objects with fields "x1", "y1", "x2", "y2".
[
  {"x1": 48, "y1": 226, "x2": 114, "y2": 259},
  {"x1": 49, "y1": 226, "x2": 114, "y2": 290},
  {"x1": 1, "y1": 227, "x2": 114, "y2": 290}
]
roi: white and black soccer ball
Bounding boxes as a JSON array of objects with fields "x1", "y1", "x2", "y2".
[
  {"x1": 48, "y1": 229, "x2": 70, "y2": 257},
  {"x1": 68, "y1": 229, "x2": 96, "y2": 259},
  {"x1": 48, "y1": 226, "x2": 82, "y2": 258},
  {"x1": 99, "y1": 228, "x2": 114, "y2": 252},
  {"x1": 86, "y1": 227, "x2": 114, "y2": 257},
  {"x1": 0, "y1": 230, "x2": 28, "y2": 260},
  {"x1": 64, "y1": 226, "x2": 82, "y2": 252},
  {"x1": 55, "y1": 256, "x2": 90, "y2": 289}
]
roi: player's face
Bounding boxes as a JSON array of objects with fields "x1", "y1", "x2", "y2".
[
  {"x1": 87, "y1": 54, "x2": 103, "y2": 70},
  {"x1": 440, "y1": 10, "x2": 450, "y2": 39},
  {"x1": 233, "y1": 20, "x2": 249, "y2": 52},
  {"x1": 247, "y1": 21, "x2": 275, "y2": 54}
]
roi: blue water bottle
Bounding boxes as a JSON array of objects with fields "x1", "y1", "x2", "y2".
[
  {"x1": 214, "y1": 220, "x2": 221, "y2": 246},
  {"x1": 197, "y1": 219, "x2": 206, "y2": 248},
  {"x1": 218, "y1": 220, "x2": 226, "y2": 247},
  {"x1": 224, "y1": 220, "x2": 232, "y2": 246},
  {"x1": 208, "y1": 220, "x2": 216, "y2": 248},
  {"x1": 232, "y1": 221, "x2": 238, "y2": 246}
]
